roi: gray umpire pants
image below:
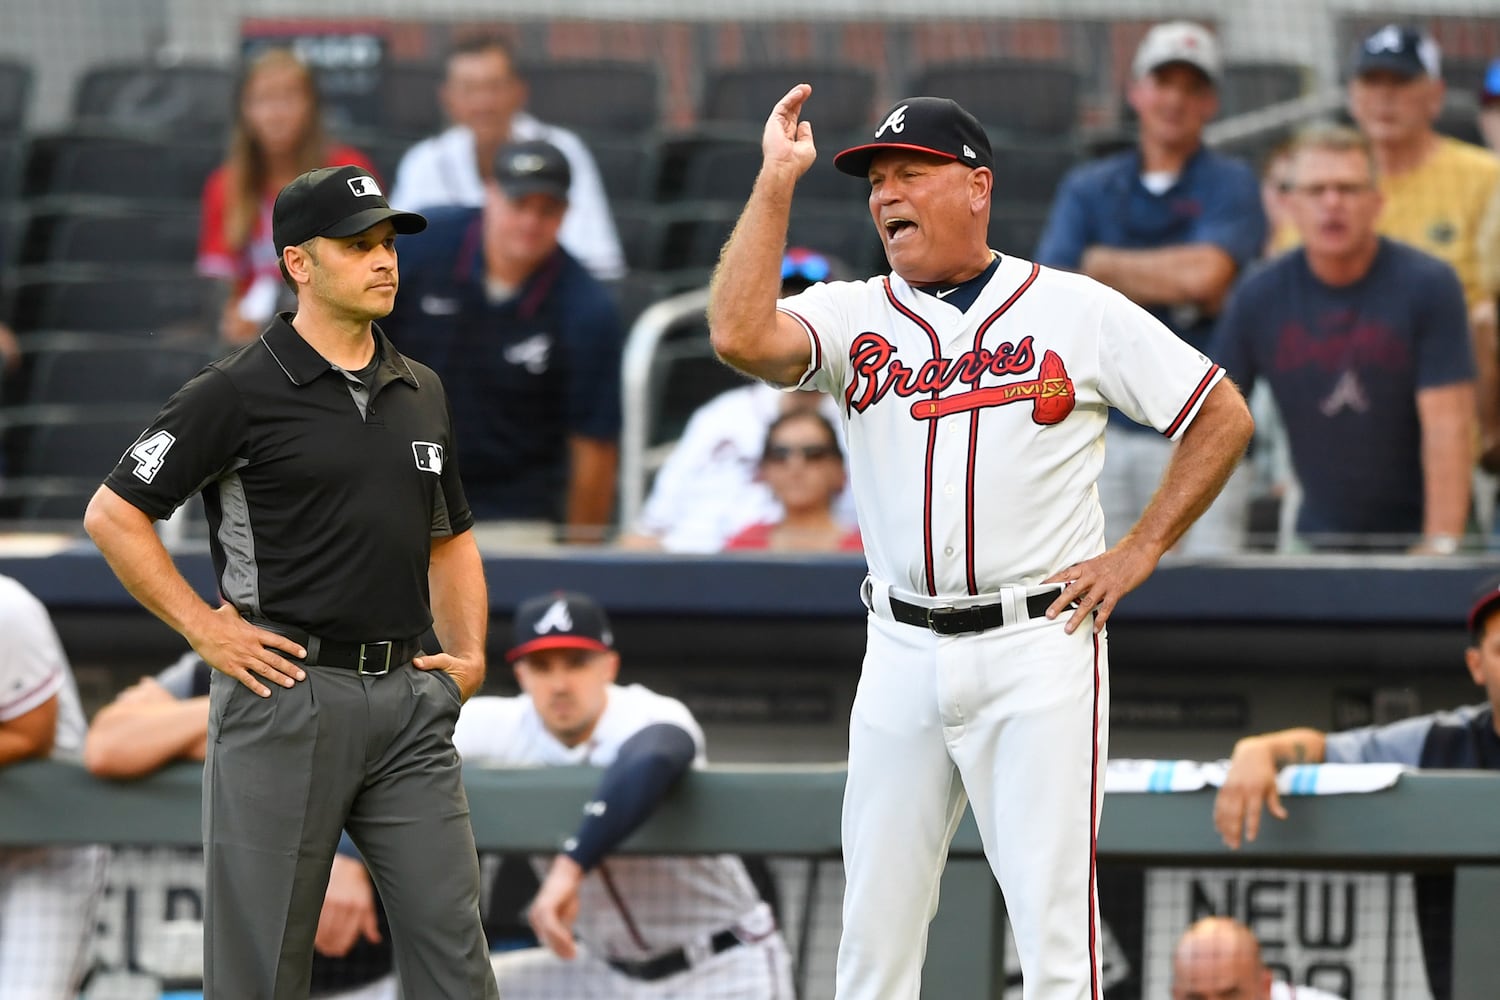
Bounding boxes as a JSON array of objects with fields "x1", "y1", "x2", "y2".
[{"x1": 203, "y1": 661, "x2": 499, "y2": 1000}]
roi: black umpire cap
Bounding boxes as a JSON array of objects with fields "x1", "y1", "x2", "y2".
[
  {"x1": 272, "y1": 164, "x2": 426, "y2": 255},
  {"x1": 833, "y1": 96, "x2": 994, "y2": 178}
]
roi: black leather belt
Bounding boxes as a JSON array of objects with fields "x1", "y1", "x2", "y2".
[
  {"x1": 888, "y1": 591, "x2": 1060, "y2": 636},
  {"x1": 606, "y1": 929, "x2": 743, "y2": 981},
  {"x1": 252, "y1": 619, "x2": 422, "y2": 676}
]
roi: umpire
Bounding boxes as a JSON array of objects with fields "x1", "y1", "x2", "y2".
[{"x1": 84, "y1": 165, "x2": 501, "y2": 1000}]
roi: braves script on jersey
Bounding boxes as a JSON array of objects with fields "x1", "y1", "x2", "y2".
[
  {"x1": 777, "y1": 252, "x2": 1222, "y2": 1000},
  {"x1": 779, "y1": 254, "x2": 1221, "y2": 593},
  {"x1": 453, "y1": 685, "x2": 776, "y2": 963}
]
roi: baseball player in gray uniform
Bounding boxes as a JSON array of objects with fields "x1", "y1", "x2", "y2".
[
  {"x1": 0, "y1": 574, "x2": 110, "y2": 998},
  {"x1": 707, "y1": 86, "x2": 1253, "y2": 1000}
]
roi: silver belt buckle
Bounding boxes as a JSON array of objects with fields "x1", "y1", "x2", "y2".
[
  {"x1": 682, "y1": 936, "x2": 713, "y2": 969},
  {"x1": 358, "y1": 641, "x2": 393, "y2": 676},
  {"x1": 924, "y1": 606, "x2": 957, "y2": 633}
]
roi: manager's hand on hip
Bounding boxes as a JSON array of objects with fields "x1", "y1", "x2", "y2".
[
  {"x1": 190, "y1": 603, "x2": 306, "y2": 697},
  {"x1": 762, "y1": 83, "x2": 818, "y2": 182},
  {"x1": 413, "y1": 652, "x2": 484, "y2": 701}
]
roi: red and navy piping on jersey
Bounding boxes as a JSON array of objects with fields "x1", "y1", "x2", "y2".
[
  {"x1": 882, "y1": 278, "x2": 945, "y2": 597},
  {"x1": 1164, "y1": 365, "x2": 1221, "y2": 439}
]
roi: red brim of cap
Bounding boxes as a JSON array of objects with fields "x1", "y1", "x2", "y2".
[
  {"x1": 833, "y1": 142, "x2": 959, "y2": 177},
  {"x1": 506, "y1": 636, "x2": 611, "y2": 662},
  {"x1": 1468, "y1": 590, "x2": 1500, "y2": 634}
]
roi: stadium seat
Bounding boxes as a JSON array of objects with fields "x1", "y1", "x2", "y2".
[
  {"x1": 786, "y1": 205, "x2": 886, "y2": 276},
  {"x1": 522, "y1": 61, "x2": 661, "y2": 136},
  {"x1": 585, "y1": 135, "x2": 657, "y2": 203},
  {"x1": 71, "y1": 62, "x2": 235, "y2": 137},
  {"x1": 610, "y1": 201, "x2": 666, "y2": 273},
  {"x1": 0, "y1": 135, "x2": 22, "y2": 203},
  {"x1": 0, "y1": 59, "x2": 33, "y2": 137},
  {"x1": 700, "y1": 65, "x2": 878, "y2": 133},
  {"x1": 908, "y1": 60, "x2": 1082, "y2": 139},
  {"x1": 609, "y1": 270, "x2": 705, "y2": 332},
  {"x1": 24, "y1": 343, "x2": 214, "y2": 407},
  {"x1": 0, "y1": 408, "x2": 157, "y2": 521},
  {"x1": 9, "y1": 273, "x2": 219, "y2": 337},
  {"x1": 17, "y1": 208, "x2": 199, "y2": 268},
  {"x1": 654, "y1": 203, "x2": 740, "y2": 272},
  {"x1": 991, "y1": 141, "x2": 1079, "y2": 204},
  {"x1": 989, "y1": 201, "x2": 1052, "y2": 258},
  {"x1": 1220, "y1": 61, "x2": 1307, "y2": 119},
  {"x1": 23, "y1": 133, "x2": 222, "y2": 203},
  {"x1": 376, "y1": 63, "x2": 445, "y2": 139}
]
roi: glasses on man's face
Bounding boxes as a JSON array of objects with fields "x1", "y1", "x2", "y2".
[
  {"x1": 765, "y1": 443, "x2": 839, "y2": 464},
  {"x1": 1293, "y1": 181, "x2": 1373, "y2": 199}
]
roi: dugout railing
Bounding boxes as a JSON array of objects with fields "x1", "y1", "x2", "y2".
[{"x1": 6, "y1": 760, "x2": 1500, "y2": 999}]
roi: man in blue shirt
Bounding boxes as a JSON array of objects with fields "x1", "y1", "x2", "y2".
[
  {"x1": 1036, "y1": 21, "x2": 1265, "y2": 555},
  {"x1": 1212, "y1": 125, "x2": 1474, "y2": 552},
  {"x1": 384, "y1": 140, "x2": 625, "y2": 544}
]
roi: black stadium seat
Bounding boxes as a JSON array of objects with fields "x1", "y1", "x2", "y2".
[
  {"x1": 2, "y1": 411, "x2": 158, "y2": 523},
  {"x1": 0, "y1": 59, "x2": 33, "y2": 137},
  {"x1": 72, "y1": 62, "x2": 235, "y2": 136},
  {"x1": 909, "y1": 60, "x2": 1082, "y2": 139},
  {"x1": 24, "y1": 133, "x2": 221, "y2": 203},
  {"x1": 18, "y1": 208, "x2": 199, "y2": 268},
  {"x1": 1220, "y1": 61, "x2": 1307, "y2": 118},
  {"x1": 376, "y1": 64, "x2": 445, "y2": 139},
  {"x1": 9, "y1": 273, "x2": 219, "y2": 336},
  {"x1": 585, "y1": 135, "x2": 657, "y2": 203},
  {"x1": 25, "y1": 343, "x2": 214, "y2": 406},
  {"x1": 701, "y1": 65, "x2": 878, "y2": 133},
  {"x1": 522, "y1": 61, "x2": 661, "y2": 136},
  {"x1": 991, "y1": 141, "x2": 1079, "y2": 204}
]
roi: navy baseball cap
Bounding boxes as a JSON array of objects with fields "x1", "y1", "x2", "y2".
[
  {"x1": 1481, "y1": 58, "x2": 1500, "y2": 105},
  {"x1": 493, "y1": 140, "x2": 572, "y2": 201},
  {"x1": 272, "y1": 164, "x2": 425, "y2": 255},
  {"x1": 507, "y1": 591, "x2": 614, "y2": 662},
  {"x1": 1352, "y1": 24, "x2": 1441, "y2": 80},
  {"x1": 1466, "y1": 576, "x2": 1500, "y2": 638},
  {"x1": 834, "y1": 97, "x2": 994, "y2": 178}
]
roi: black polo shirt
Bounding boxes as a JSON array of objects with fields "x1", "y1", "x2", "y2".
[{"x1": 104, "y1": 315, "x2": 473, "y2": 641}]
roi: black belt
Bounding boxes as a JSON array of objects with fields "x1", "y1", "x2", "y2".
[
  {"x1": 888, "y1": 590, "x2": 1060, "y2": 636},
  {"x1": 252, "y1": 619, "x2": 422, "y2": 676},
  {"x1": 606, "y1": 929, "x2": 743, "y2": 982}
]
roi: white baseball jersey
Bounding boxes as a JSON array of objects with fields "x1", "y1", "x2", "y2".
[
  {"x1": 1272, "y1": 982, "x2": 1345, "y2": 1000},
  {"x1": 778, "y1": 253, "x2": 1223, "y2": 596},
  {"x1": 453, "y1": 684, "x2": 771, "y2": 961},
  {"x1": 635, "y1": 382, "x2": 857, "y2": 552},
  {"x1": 0, "y1": 575, "x2": 107, "y2": 999}
]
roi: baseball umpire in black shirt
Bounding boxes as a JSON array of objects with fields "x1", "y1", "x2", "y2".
[{"x1": 84, "y1": 165, "x2": 501, "y2": 999}]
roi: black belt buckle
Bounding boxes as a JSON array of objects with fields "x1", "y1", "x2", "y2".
[
  {"x1": 358, "y1": 641, "x2": 393, "y2": 676},
  {"x1": 925, "y1": 605, "x2": 984, "y2": 636}
]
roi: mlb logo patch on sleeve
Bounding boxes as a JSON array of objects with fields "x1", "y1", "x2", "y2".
[{"x1": 412, "y1": 442, "x2": 444, "y2": 474}]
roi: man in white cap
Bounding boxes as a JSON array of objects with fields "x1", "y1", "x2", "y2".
[{"x1": 1037, "y1": 20, "x2": 1265, "y2": 556}]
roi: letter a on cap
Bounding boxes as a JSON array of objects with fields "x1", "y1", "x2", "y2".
[
  {"x1": 875, "y1": 104, "x2": 908, "y2": 137},
  {"x1": 533, "y1": 599, "x2": 574, "y2": 634}
]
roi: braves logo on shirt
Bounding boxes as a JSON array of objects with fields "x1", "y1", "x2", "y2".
[{"x1": 844, "y1": 332, "x2": 1075, "y2": 426}]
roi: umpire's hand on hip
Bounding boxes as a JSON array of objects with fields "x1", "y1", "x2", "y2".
[
  {"x1": 189, "y1": 603, "x2": 306, "y2": 697},
  {"x1": 414, "y1": 651, "x2": 485, "y2": 701}
]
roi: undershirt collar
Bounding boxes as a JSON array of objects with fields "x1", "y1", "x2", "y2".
[{"x1": 914, "y1": 252, "x2": 1002, "y2": 312}]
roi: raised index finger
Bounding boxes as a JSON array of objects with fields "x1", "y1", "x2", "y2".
[{"x1": 774, "y1": 83, "x2": 812, "y2": 118}]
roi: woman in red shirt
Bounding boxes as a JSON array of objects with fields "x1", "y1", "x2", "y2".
[
  {"x1": 724, "y1": 410, "x2": 862, "y2": 553},
  {"x1": 197, "y1": 48, "x2": 378, "y2": 343}
]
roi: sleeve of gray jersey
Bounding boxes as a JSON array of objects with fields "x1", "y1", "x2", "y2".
[
  {"x1": 1322, "y1": 713, "x2": 1437, "y2": 765},
  {"x1": 153, "y1": 652, "x2": 204, "y2": 700}
]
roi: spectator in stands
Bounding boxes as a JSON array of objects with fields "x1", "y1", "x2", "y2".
[
  {"x1": 389, "y1": 34, "x2": 624, "y2": 281},
  {"x1": 383, "y1": 139, "x2": 623, "y2": 545},
  {"x1": 1344, "y1": 25, "x2": 1500, "y2": 476},
  {"x1": 618, "y1": 248, "x2": 856, "y2": 552},
  {"x1": 1035, "y1": 20, "x2": 1265, "y2": 555},
  {"x1": 316, "y1": 590, "x2": 795, "y2": 998},
  {"x1": 0, "y1": 574, "x2": 108, "y2": 999},
  {"x1": 197, "y1": 48, "x2": 378, "y2": 344},
  {"x1": 1172, "y1": 917, "x2": 1345, "y2": 1000},
  {"x1": 1259, "y1": 137, "x2": 1298, "y2": 259},
  {"x1": 1212, "y1": 125, "x2": 1475, "y2": 553},
  {"x1": 1213, "y1": 574, "x2": 1500, "y2": 998},
  {"x1": 724, "y1": 410, "x2": 861, "y2": 552},
  {"x1": 83, "y1": 652, "x2": 396, "y2": 999}
]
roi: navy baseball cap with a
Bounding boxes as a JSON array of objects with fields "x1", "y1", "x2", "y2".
[
  {"x1": 1352, "y1": 24, "x2": 1441, "y2": 80},
  {"x1": 272, "y1": 164, "x2": 426, "y2": 255},
  {"x1": 833, "y1": 97, "x2": 994, "y2": 178},
  {"x1": 1466, "y1": 576, "x2": 1500, "y2": 639},
  {"x1": 507, "y1": 591, "x2": 614, "y2": 662},
  {"x1": 493, "y1": 140, "x2": 572, "y2": 201}
]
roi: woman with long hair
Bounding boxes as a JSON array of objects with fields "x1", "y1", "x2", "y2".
[
  {"x1": 723, "y1": 410, "x2": 863, "y2": 553},
  {"x1": 197, "y1": 48, "x2": 377, "y2": 343}
]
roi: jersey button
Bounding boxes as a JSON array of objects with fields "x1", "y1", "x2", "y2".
[
  {"x1": 944, "y1": 546, "x2": 955, "y2": 556},
  {"x1": 943, "y1": 484, "x2": 955, "y2": 496}
]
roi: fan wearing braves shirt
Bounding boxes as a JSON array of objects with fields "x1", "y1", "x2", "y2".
[
  {"x1": 82, "y1": 165, "x2": 499, "y2": 1000},
  {"x1": 708, "y1": 87, "x2": 1253, "y2": 1000},
  {"x1": 0, "y1": 574, "x2": 109, "y2": 1000},
  {"x1": 314, "y1": 590, "x2": 795, "y2": 998}
]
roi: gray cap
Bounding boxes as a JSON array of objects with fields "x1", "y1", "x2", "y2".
[{"x1": 1133, "y1": 21, "x2": 1222, "y2": 84}]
